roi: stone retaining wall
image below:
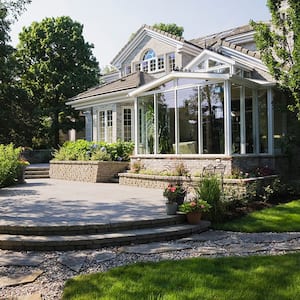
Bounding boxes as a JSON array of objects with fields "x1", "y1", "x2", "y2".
[
  {"x1": 50, "y1": 161, "x2": 129, "y2": 183},
  {"x1": 119, "y1": 173, "x2": 278, "y2": 200}
]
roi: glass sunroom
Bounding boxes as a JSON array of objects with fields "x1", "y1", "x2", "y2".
[{"x1": 129, "y1": 50, "x2": 287, "y2": 174}]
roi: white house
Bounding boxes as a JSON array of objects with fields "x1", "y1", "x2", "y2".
[{"x1": 67, "y1": 24, "x2": 290, "y2": 175}]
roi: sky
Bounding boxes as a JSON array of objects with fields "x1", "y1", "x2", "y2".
[{"x1": 10, "y1": 0, "x2": 271, "y2": 69}]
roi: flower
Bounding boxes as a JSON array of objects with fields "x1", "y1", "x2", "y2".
[
  {"x1": 163, "y1": 183, "x2": 186, "y2": 202},
  {"x1": 179, "y1": 198, "x2": 211, "y2": 213}
]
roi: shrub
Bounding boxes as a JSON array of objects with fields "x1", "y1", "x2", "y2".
[
  {"x1": 196, "y1": 175, "x2": 223, "y2": 222},
  {"x1": 53, "y1": 140, "x2": 134, "y2": 162},
  {"x1": 0, "y1": 144, "x2": 22, "y2": 188}
]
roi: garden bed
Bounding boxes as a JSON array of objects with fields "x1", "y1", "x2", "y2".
[{"x1": 50, "y1": 161, "x2": 129, "y2": 183}]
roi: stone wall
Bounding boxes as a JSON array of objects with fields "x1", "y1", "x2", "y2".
[
  {"x1": 50, "y1": 161, "x2": 129, "y2": 183},
  {"x1": 119, "y1": 173, "x2": 278, "y2": 201}
]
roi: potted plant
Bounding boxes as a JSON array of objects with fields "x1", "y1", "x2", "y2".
[
  {"x1": 163, "y1": 183, "x2": 186, "y2": 215},
  {"x1": 179, "y1": 198, "x2": 211, "y2": 224}
]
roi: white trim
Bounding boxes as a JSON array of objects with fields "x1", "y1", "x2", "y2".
[
  {"x1": 267, "y1": 88, "x2": 274, "y2": 155},
  {"x1": 134, "y1": 98, "x2": 138, "y2": 155},
  {"x1": 253, "y1": 90, "x2": 259, "y2": 154},
  {"x1": 122, "y1": 106, "x2": 134, "y2": 142},
  {"x1": 224, "y1": 80, "x2": 232, "y2": 155},
  {"x1": 240, "y1": 86, "x2": 246, "y2": 154},
  {"x1": 129, "y1": 72, "x2": 230, "y2": 97}
]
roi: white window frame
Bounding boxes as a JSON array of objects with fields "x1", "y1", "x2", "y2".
[
  {"x1": 98, "y1": 109, "x2": 114, "y2": 143},
  {"x1": 122, "y1": 107, "x2": 134, "y2": 142}
]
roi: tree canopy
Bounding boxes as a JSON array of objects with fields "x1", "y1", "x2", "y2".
[
  {"x1": 152, "y1": 23, "x2": 184, "y2": 37},
  {"x1": 251, "y1": 0, "x2": 300, "y2": 118},
  {"x1": 0, "y1": 0, "x2": 33, "y2": 146},
  {"x1": 17, "y1": 16, "x2": 100, "y2": 147}
]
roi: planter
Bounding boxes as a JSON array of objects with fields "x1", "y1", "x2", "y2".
[
  {"x1": 50, "y1": 160, "x2": 129, "y2": 183},
  {"x1": 165, "y1": 202, "x2": 178, "y2": 215},
  {"x1": 186, "y1": 211, "x2": 202, "y2": 224}
]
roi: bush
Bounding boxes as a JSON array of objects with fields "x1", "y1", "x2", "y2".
[
  {"x1": 53, "y1": 140, "x2": 134, "y2": 162},
  {"x1": 196, "y1": 175, "x2": 223, "y2": 222},
  {"x1": 0, "y1": 144, "x2": 22, "y2": 188}
]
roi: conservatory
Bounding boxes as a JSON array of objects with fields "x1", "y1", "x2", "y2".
[{"x1": 128, "y1": 50, "x2": 287, "y2": 175}]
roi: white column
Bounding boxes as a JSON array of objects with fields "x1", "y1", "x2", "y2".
[
  {"x1": 174, "y1": 89, "x2": 179, "y2": 154},
  {"x1": 154, "y1": 93, "x2": 158, "y2": 155},
  {"x1": 252, "y1": 90, "x2": 259, "y2": 154},
  {"x1": 92, "y1": 109, "x2": 98, "y2": 142},
  {"x1": 134, "y1": 97, "x2": 138, "y2": 155},
  {"x1": 240, "y1": 87, "x2": 246, "y2": 154},
  {"x1": 267, "y1": 87, "x2": 274, "y2": 155},
  {"x1": 198, "y1": 86, "x2": 203, "y2": 154},
  {"x1": 224, "y1": 80, "x2": 232, "y2": 155}
]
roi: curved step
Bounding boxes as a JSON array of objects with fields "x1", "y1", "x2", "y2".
[
  {"x1": 0, "y1": 222, "x2": 210, "y2": 251},
  {"x1": 0, "y1": 215, "x2": 186, "y2": 236}
]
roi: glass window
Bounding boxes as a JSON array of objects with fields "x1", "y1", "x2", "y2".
[
  {"x1": 157, "y1": 91, "x2": 175, "y2": 154},
  {"x1": 201, "y1": 83, "x2": 224, "y2": 154},
  {"x1": 99, "y1": 111, "x2": 105, "y2": 142},
  {"x1": 168, "y1": 53, "x2": 175, "y2": 71},
  {"x1": 123, "y1": 108, "x2": 132, "y2": 142},
  {"x1": 245, "y1": 87, "x2": 254, "y2": 153},
  {"x1": 150, "y1": 59, "x2": 156, "y2": 71},
  {"x1": 258, "y1": 90, "x2": 268, "y2": 153},
  {"x1": 107, "y1": 110, "x2": 113, "y2": 143},
  {"x1": 135, "y1": 63, "x2": 141, "y2": 72},
  {"x1": 177, "y1": 87, "x2": 199, "y2": 154},
  {"x1": 231, "y1": 84, "x2": 241, "y2": 154},
  {"x1": 158, "y1": 56, "x2": 164, "y2": 70},
  {"x1": 138, "y1": 95, "x2": 154, "y2": 154},
  {"x1": 143, "y1": 49, "x2": 156, "y2": 60}
]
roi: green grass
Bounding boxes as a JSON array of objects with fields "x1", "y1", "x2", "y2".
[
  {"x1": 63, "y1": 253, "x2": 300, "y2": 300},
  {"x1": 214, "y1": 199, "x2": 300, "y2": 232}
]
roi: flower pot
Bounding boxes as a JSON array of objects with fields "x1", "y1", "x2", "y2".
[
  {"x1": 165, "y1": 202, "x2": 178, "y2": 215},
  {"x1": 186, "y1": 211, "x2": 202, "y2": 224}
]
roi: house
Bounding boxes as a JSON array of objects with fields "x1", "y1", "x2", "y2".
[{"x1": 67, "y1": 24, "x2": 292, "y2": 177}]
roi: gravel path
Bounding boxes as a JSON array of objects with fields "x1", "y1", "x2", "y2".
[{"x1": 1, "y1": 230, "x2": 300, "y2": 300}]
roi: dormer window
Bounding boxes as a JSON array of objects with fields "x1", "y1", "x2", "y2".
[{"x1": 134, "y1": 49, "x2": 165, "y2": 73}]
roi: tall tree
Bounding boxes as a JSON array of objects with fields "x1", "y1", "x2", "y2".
[
  {"x1": 0, "y1": 0, "x2": 33, "y2": 146},
  {"x1": 251, "y1": 0, "x2": 300, "y2": 118},
  {"x1": 153, "y1": 23, "x2": 184, "y2": 37},
  {"x1": 17, "y1": 16, "x2": 100, "y2": 147}
]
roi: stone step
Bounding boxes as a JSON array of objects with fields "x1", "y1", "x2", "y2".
[
  {"x1": 0, "y1": 222, "x2": 210, "y2": 251},
  {"x1": 24, "y1": 167, "x2": 50, "y2": 179},
  {"x1": 0, "y1": 215, "x2": 186, "y2": 236}
]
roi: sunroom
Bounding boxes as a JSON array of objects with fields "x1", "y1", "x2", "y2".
[{"x1": 128, "y1": 50, "x2": 287, "y2": 176}]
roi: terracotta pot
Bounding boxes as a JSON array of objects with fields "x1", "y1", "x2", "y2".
[
  {"x1": 186, "y1": 211, "x2": 202, "y2": 224},
  {"x1": 165, "y1": 202, "x2": 178, "y2": 215}
]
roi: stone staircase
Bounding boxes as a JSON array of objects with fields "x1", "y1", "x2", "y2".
[
  {"x1": 25, "y1": 164, "x2": 50, "y2": 179},
  {"x1": 0, "y1": 216, "x2": 210, "y2": 251}
]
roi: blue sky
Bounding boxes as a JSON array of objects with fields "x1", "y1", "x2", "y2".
[{"x1": 10, "y1": 0, "x2": 270, "y2": 69}]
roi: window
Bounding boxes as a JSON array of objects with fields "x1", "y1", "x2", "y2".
[
  {"x1": 99, "y1": 110, "x2": 113, "y2": 143},
  {"x1": 135, "y1": 49, "x2": 165, "y2": 73},
  {"x1": 125, "y1": 65, "x2": 131, "y2": 75},
  {"x1": 168, "y1": 53, "x2": 175, "y2": 71},
  {"x1": 123, "y1": 108, "x2": 132, "y2": 142}
]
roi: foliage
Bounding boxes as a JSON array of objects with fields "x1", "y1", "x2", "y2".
[
  {"x1": 0, "y1": 143, "x2": 22, "y2": 187},
  {"x1": 0, "y1": 0, "x2": 35, "y2": 146},
  {"x1": 214, "y1": 198, "x2": 300, "y2": 232},
  {"x1": 63, "y1": 253, "x2": 300, "y2": 300},
  {"x1": 16, "y1": 16, "x2": 100, "y2": 147},
  {"x1": 163, "y1": 183, "x2": 186, "y2": 202},
  {"x1": 196, "y1": 175, "x2": 223, "y2": 221},
  {"x1": 153, "y1": 22, "x2": 184, "y2": 37},
  {"x1": 53, "y1": 140, "x2": 134, "y2": 162},
  {"x1": 130, "y1": 160, "x2": 144, "y2": 173},
  {"x1": 179, "y1": 198, "x2": 211, "y2": 213},
  {"x1": 251, "y1": 0, "x2": 300, "y2": 118}
]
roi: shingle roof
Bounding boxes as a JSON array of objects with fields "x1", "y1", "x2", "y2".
[{"x1": 70, "y1": 71, "x2": 155, "y2": 101}]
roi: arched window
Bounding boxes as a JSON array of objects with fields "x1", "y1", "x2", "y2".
[
  {"x1": 143, "y1": 49, "x2": 156, "y2": 60},
  {"x1": 135, "y1": 49, "x2": 164, "y2": 73}
]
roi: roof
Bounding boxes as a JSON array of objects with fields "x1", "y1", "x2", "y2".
[{"x1": 70, "y1": 71, "x2": 155, "y2": 101}]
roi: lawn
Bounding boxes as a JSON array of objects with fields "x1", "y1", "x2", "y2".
[
  {"x1": 63, "y1": 253, "x2": 300, "y2": 300},
  {"x1": 214, "y1": 199, "x2": 300, "y2": 232}
]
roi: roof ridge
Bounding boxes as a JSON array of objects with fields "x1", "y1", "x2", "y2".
[{"x1": 145, "y1": 24, "x2": 185, "y2": 42}]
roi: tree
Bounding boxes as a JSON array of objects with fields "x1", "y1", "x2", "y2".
[
  {"x1": 251, "y1": 0, "x2": 300, "y2": 118},
  {"x1": 0, "y1": 0, "x2": 33, "y2": 146},
  {"x1": 17, "y1": 16, "x2": 100, "y2": 147},
  {"x1": 153, "y1": 23, "x2": 184, "y2": 37}
]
